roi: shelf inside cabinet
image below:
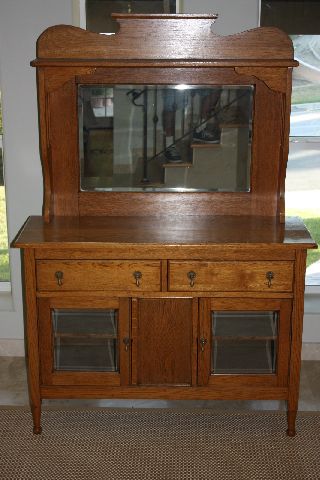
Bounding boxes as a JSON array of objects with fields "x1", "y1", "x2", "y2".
[{"x1": 212, "y1": 339, "x2": 277, "y2": 374}]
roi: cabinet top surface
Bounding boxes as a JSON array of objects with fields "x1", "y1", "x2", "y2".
[{"x1": 13, "y1": 216, "x2": 316, "y2": 250}]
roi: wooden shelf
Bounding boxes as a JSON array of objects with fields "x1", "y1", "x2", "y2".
[
  {"x1": 162, "y1": 162, "x2": 193, "y2": 168},
  {"x1": 190, "y1": 143, "x2": 221, "y2": 149},
  {"x1": 213, "y1": 336, "x2": 277, "y2": 341},
  {"x1": 55, "y1": 333, "x2": 117, "y2": 339}
]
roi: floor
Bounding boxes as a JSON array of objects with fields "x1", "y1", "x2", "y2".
[{"x1": 1, "y1": 356, "x2": 320, "y2": 411}]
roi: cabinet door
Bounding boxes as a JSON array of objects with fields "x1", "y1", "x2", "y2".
[
  {"x1": 38, "y1": 297, "x2": 130, "y2": 386},
  {"x1": 198, "y1": 298, "x2": 292, "y2": 387},
  {"x1": 131, "y1": 298, "x2": 198, "y2": 386}
]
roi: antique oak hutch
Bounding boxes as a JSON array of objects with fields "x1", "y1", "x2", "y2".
[{"x1": 13, "y1": 15, "x2": 316, "y2": 435}]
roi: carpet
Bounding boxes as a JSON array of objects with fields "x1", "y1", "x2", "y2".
[{"x1": 1, "y1": 408, "x2": 320, "y2": 479}]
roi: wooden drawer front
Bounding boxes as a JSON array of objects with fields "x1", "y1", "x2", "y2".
[
  {"x1": 37, "y1": 260, "x2": 161, "y2": 292},
  {"x1": 169, "y1": 261, "x2": 293, "y2": 292}
]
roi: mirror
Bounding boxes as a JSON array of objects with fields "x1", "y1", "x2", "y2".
[{"x1": 78, "y1": 84, "x2": 254, "y2": 192}]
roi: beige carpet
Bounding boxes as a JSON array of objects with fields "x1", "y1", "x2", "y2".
[{"x1": 1, "y1": 408, "x2": 320, "y2": 479}]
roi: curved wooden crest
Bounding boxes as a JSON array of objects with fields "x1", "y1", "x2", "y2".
[{"x1": 34, "y1": 14, "x2": 295, "y2": 65}]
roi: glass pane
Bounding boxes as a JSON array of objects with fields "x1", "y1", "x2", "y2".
[
  {"x1": 211, "y1": 311, "x2": 278, "y2": 375},
  {"x1": 52, "y1": 309, "x2": 118, "y2": 372},
  {"x1": 0, "y1": 90, "x2": 10, "y2": 282},
  {"x1": 261, "y1": 3, "x2": 320, "y2": 286},
  {"x1": 286, "y1": 141, "x2": 320, "y2": 285},
  {"x1": 261, "y1": 1, "x2": 320, "y2": 35},
  {"x1": 290, "y1": 35, "x2": 320, "y2": 137},
  {"x1": 79, "y1": 84, "x2": 253, "y2": 192}
]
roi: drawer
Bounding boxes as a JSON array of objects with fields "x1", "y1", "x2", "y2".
[
  {"x1": 168, "y1": 261, "x2": 293, "y2": 292},
  {"x1": 36, "y1": 260, "x2": 161, "y2": 292}
]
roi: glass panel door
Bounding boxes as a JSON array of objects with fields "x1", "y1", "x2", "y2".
[
  {"x1": 198, "y1": 298, "x2": 292, "y2": 387},
  {"x1": 38, "y1": 298, "x2": 130, "y2": 386},
  {"x1": 52, "y1": 309, "x2": 118, "y2": 372},
  {"x1": 211, "y1": 311, "x2": 278, "y2": 375}
]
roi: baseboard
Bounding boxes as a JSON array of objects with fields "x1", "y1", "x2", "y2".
[
  {"x1": 0, "y1": 339, "x2": 25, "y2": 356},
  {"x1": 301, "y1": 343, "x2": 320, "y2": 361},
  {"x1": 0, "y1": 339, "x2": 320, "y2": 360}
]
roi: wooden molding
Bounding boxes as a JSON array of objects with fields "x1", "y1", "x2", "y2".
[{"x1": 34, "y1": 20, "x2": 294, "y2": 63}]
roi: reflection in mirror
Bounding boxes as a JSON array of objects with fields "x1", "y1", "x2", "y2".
[{"x1": 78, "y1": 85, "x2": 254, "y2": 192}]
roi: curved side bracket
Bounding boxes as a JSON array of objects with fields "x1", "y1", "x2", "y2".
[{"x1": 234, "y1": 66, "x2": 290, "y2": 93}]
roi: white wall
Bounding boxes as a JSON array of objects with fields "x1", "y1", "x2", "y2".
[
  {"x1": 181, "y1": 0, "x2": 260, "y2": 34},
  {"x1": 0, "y1": 0, "x2": 73, "y2": 353}
]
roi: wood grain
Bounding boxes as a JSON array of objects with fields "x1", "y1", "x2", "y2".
[
  {"x1": 135, "y1": 298, "x2": 193, "y2": 386},
  {"x1": 12, "y1": 216, "x2": 317, "y2": 250},
  {"x1": 48, "y1": 79, "x2": 79, "y2": 216},
  {"x1": 22, "y1": 249, "x2": 42, "y2": 434},
  {"x1": 36, "y1": 260, "x2": 161, "y2": 292},
  {"x1": 40, "y1": 384, "x2": 288, "y2": 401},
  {"x1": 35, "y1": 20, "x2": 294, "y2": 62},
  {"x1": 169, "y1": 261, "x2": 294, "y2": 292},
  {"x1": 287, "y1": 250, "x2": 307, "y2": 436}
]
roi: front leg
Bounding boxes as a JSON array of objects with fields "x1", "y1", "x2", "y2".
[
  {"x1": 31, "y1": 403, "x2": 42, "y2": 434},
  {"x1": 286, "y1": 409, "x2": 297, "y2": 437}
]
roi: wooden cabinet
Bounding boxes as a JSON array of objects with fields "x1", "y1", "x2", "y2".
[
  {"x1": 12, "y1": 15, "x2": 317, "y2": 436},
  {"x1": 15, "y1": 217, "x2": 315, "y2": 436}
]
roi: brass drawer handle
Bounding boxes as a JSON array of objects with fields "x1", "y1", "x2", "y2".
[
  {"x1": 187, "y1": 271, "x2": 196, "y2": 287},
  {"x1": 266, "y1": 271, "x2": 274, "y2": 288},
  {"x1": 133, "y1": 271, "x2": 142, "y2": 287},
  {"x1": 55, "y1": 271, "x2": 63, "y2": 286},
  {"x1": 199, "y1": 337, "x2": 207, "y2": 353}
]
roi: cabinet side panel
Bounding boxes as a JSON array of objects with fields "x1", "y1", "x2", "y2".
[
  {"x1": 48, "y1": 77, "x2": 79, "y2": 215},
  {"x1": 22, "y1": 249, "x2": 42, "y2": 432},
  {"x1": 136, "y1": 298, "x2": 193, "y2": 385},
  {"x1": 251, "y1": 82, "x2": 283, "y2": 216}
]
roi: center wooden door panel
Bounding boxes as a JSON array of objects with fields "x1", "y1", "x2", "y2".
[{"x1": 131, "y1": 298, "x2": 197, "y2": 386}]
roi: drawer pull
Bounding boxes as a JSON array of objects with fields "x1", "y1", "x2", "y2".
[
  {"x1": 187, "y1": 271, "x2": 197, "y2": 287},
  {"x1": 55, "y1": 271, "x2": 63, "y2": 287},
  {"x1": 133, "y1": 271, "x2": 142, "y2": 287},
  {"x1": 266, "y1": 271, "x2": 274, "y2": 288},
  {"x1": 199, "y1": 337, "x2": 207, "y2": 352}
]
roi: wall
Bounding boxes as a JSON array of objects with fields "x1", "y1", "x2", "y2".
[
  {"x1": 0, "y1": 0, "x2": 73, "y2": 354},
  {"x1": 181, "y1": 0, "x2": 260, "y2": 34}
]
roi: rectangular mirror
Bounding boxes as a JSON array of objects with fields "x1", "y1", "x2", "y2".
[{"x1": 78, "y1": 84, "x2": 254, "y2": 192}]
